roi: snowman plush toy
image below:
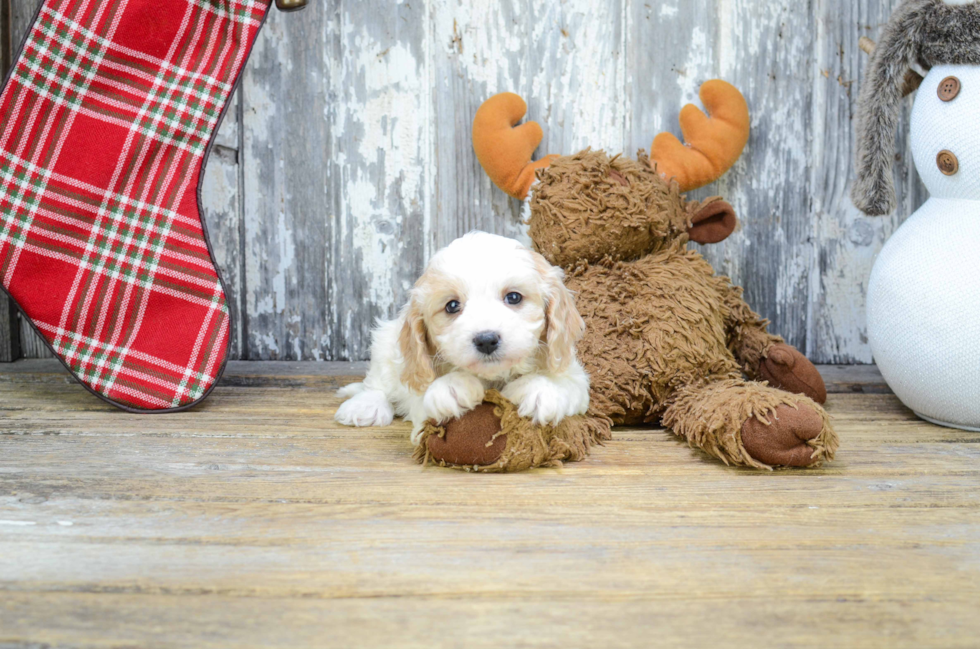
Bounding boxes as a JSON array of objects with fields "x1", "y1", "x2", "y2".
[{"x1": 853, "y1": 0, "x2": 980, "y2": 429}]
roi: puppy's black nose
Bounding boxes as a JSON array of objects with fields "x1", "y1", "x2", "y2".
[{"x1": 473, "y1": 331, "x2": 501, "y2": 356}]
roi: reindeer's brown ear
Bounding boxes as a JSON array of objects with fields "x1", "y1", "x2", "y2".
[
  {"x1": 688, "y1": 197, "x2": 737, "y2": 244},
  {"x1": 399, "y1": 296, "x2": 435, "y2": 393},
  {"x1": 473, "y1": 93, "x2": 558, "y2": 200}
]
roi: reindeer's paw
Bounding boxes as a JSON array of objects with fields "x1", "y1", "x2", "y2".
[
  {"x1": 416, "y1": 391, "x2": 608, "y2": 473},
  {"x1": 426, "y1": 403, "x2": 509, "y2": 467},
  {"x1": 760, "y1": 344, "x2": 827, "y2": 404},
  {"x1": 741, "y1": 403, "x2": 826, "y2": 468}
]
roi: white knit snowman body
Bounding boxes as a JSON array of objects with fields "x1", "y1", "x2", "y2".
[{"x1": 868, "y1": 64, "x2": 980, "y2": 430}]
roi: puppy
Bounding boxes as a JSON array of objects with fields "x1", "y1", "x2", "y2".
[{"x1": 335, "y1": 231, "x2": 590, "y2": 444}]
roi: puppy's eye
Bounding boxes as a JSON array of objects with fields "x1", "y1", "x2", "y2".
[
  {"x1": 504, "y1": 292, "x2": 523, "y2": 306},
  {"x1": 445, "y1": 300, "x2": 461, "y2": 314}
]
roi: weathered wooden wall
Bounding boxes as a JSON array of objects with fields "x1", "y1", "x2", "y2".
[{"x1": 1, "y1": 0, "x2": 924, "y2": 363}]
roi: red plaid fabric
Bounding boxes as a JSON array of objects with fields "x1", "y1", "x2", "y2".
[{"x1": 0, "y1": 0, "x2": 270, "y2": 410}]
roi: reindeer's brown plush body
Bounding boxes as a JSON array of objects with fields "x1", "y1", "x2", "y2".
[{"x1": 419, "y1": 81, "x2": 838, "y2": 471}]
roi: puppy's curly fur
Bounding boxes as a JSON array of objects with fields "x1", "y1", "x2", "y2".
[
  {"x1": 531, "y1": 150, "x2": 838, "y2": 469},
  {"x1": 335, "y1": 232, "x2": 590, "y2": 444}
]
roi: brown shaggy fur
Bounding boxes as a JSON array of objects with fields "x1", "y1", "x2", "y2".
[
  {"x1": 528, "y1": 149, "x2": 838, "y2": 469},
  {"x1": 530, "y1": 150, "x2": 690, "y2": 268},
  {"x1": 433, "y1": 148, "x2": 838, "y2": 471},
  {"x1": 663, "y1": 380, "x2": 837, "y2": 470},
  {"x1": 415, "y1": 390, "x2": 611, "y2": 473}
]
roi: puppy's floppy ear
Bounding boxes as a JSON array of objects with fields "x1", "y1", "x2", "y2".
[
  {"x1": 399, "y1": 293, "x2": 435, "y2": 393},
  {"x1": 533, "y1": 252, "x2": 585, "y2": 374}
]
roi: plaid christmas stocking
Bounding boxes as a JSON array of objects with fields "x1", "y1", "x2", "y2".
[{"x1": 0, "y1": 0, "x2": 302, "y2": 411}]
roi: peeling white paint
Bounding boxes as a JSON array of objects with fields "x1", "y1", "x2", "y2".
[
  {"x1": 255, "y1": 333, "x2": 280, "y2": 355},
  {"x1": 432, "y1": 0, "x2": 525, "y2": 88},
  {"x1": 347, "y1": 178, "x2": 397, "y2": 309},
  {"x1": 341, "y1": 16, "x2": 426, "y2": 316},
  {"x1": 530, "y1": 0, "x2": 628, "y2": 154},
  {"x1": 272, "y1": 210, "x2": 296, "y2": 315},
  {"x1": 676, "y1": 26, "x2": 712, "y2": 101}
]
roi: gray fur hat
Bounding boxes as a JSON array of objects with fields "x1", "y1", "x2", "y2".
[{"x1": 852, "y1": 0, "x2": 980, "y2": 215}]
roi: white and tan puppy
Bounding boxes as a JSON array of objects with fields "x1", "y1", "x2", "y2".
[{"x1": 335, "y1": 231, "x2": 589, "y2": 444}]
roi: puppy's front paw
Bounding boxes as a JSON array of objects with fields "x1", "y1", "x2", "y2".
[
  {"x1": 335, "y1": 389, "x2": 395, "y2": 427},
  {"x1": 423, "y1": 373, "x2": 485, "y2": 423},
  {"x1": 502, "y1": 375, "x2": 572, "y2": 427}
]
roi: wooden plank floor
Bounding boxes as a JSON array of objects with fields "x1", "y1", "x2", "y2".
[{"x1": 0, "y1": 361, "x2": 978, "y2": 648}]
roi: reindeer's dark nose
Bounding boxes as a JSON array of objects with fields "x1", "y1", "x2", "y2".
[{"x1": 473, "y1": 331, "x2": 501, "y2": 356}]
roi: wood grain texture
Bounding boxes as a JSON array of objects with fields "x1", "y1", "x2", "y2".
[
  {"x1": 0, "y1": 284, "x2": 18, "y2": 362},
  {"x1": 242, "y1": 1, "x2": 428, "y2": 361},
  {"x1": 9, "y1": 0, "x2": 49, "y2": 358},
  {"x1": 530, "y1": 0, "x2": 628, "y2": 158},
  {"x1": 429, "y1": 0, "x2": 526, "y2": 248},
  {"x1": 203, "y1": 90, "x2": 247, "y2": 360},
  {"x1": 809, "y1": 0, "x2": 927, "y2": 362},
  {"x1": 4, "y1": 0, "x2": 925, "y2": 362},
  {"x1": 1, "y1": 361, "x2": 978, "y2": 647},
  {"x1": 716, "y1": 0, "x2": 815, "y2": 355},
  {"x1": 0, "y1": 0, "x2": 16, "y2": 362}
]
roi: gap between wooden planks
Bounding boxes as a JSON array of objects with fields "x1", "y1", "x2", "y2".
[{"x1": 0, "y1": 361, "x2": 978, "y2": 649}]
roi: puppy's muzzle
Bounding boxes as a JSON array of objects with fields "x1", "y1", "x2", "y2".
[{"x1": 473, "y1": 331, "x2": 501, "y2": 356}]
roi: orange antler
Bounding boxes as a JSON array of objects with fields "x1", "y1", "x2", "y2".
[
  {"x1": 650, "y1": 80, "x2": 750, "y2": 192},
  {"x1": 473, "y1": 93, "x2": 557, "y2": 200}
]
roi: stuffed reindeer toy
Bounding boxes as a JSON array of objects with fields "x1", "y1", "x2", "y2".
[
  {"x1": 417, "y1": 80, "x2": 839, "y2": 472},
  {"x1": 854, "y1": 0, "x2": 980, "y2": 431}
]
